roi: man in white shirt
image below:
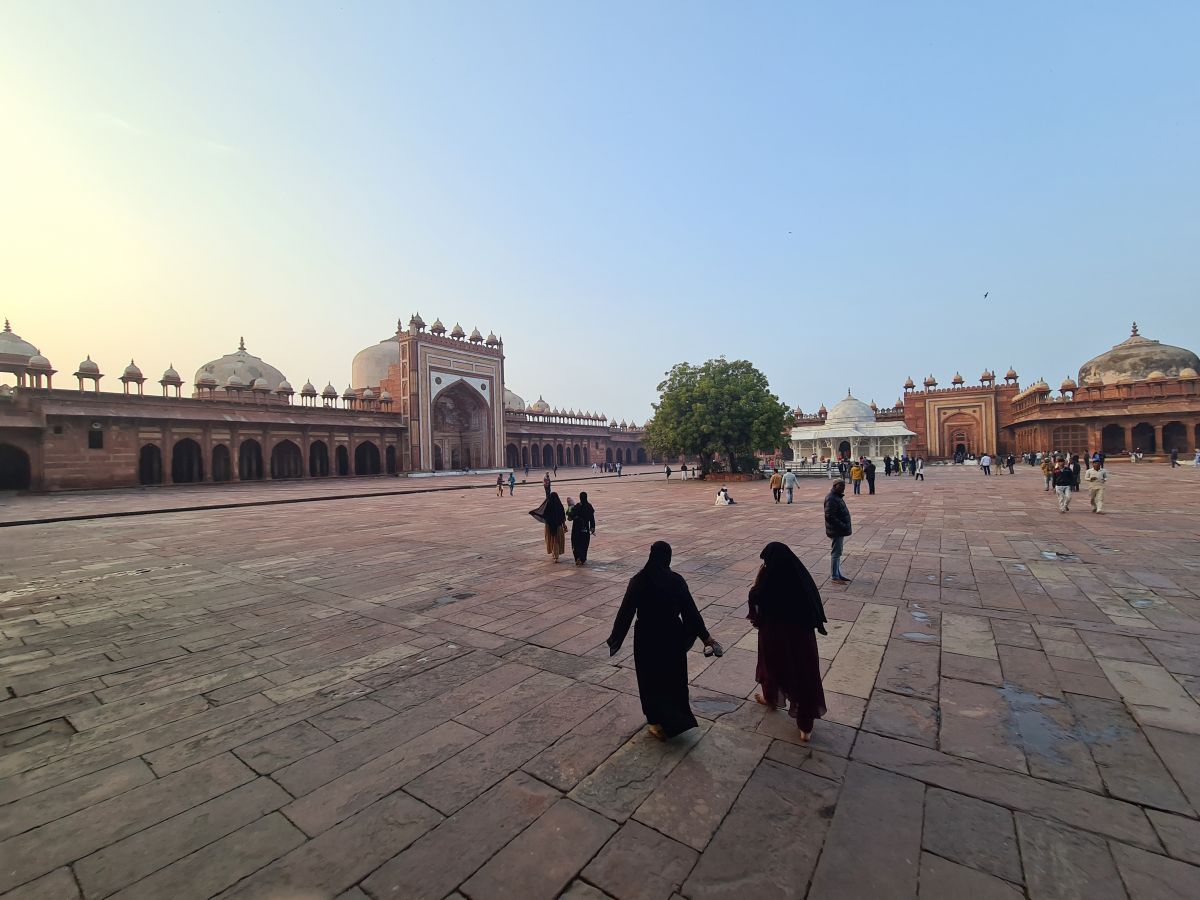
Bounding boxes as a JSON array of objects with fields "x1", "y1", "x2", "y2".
[
  {"x1": 1083, "y1": 459, "x2": 1108, "y2": 514},
  {"x1": 980, "y1": 454, "x2": 992, "y2": 475}
]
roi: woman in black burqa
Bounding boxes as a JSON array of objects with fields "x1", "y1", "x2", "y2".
[
  {"x1": 607, "y1": 541, "x2": 717, "y2": 739},
  {"x1": 748, "y1": 541, "x2": 828, "y2": 740},
  {"x1": 567, "y1": 491, "x2": 596, "y2": 565},
  {"x1": 530, "y1": 492, "x2": 567, "y2": 562}
]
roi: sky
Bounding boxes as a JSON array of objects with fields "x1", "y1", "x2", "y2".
[{"x1": 2, "y1": 1, "x2": 1198, "y2": 421}]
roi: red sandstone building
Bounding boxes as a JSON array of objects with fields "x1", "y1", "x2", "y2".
[
  {"x1": 899, "y1": 324, "x2": 1200, "y2": 460},
  {"x1": 0, "y1": 315, "x2": 647, "y2": 492}
]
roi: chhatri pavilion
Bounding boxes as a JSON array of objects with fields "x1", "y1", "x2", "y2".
[{"x1": 790, "y1": 391, "x2": 916, "y2": 461}]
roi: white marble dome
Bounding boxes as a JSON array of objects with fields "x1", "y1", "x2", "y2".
[
  {"x1": 194, "y1": 338, "x2": 286, "y2": 398},
  {"x1": 824, "y1": 393, "x2": 876, "y2": 426}
]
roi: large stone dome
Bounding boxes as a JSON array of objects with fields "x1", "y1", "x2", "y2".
[
  {"x1": 504, "y1": 388, "x2": 526, "y2": 412},
  {"x1": 1078, "y1": 323, "x2": 1200, "y2": 386},
  {"x1": 352, "y1": 336, "x2": 400, "y2": 389},
  {"x1": 824, "y1": 392, "x2": 876, "y2": 426},
  {"x1": 193, "y1": 338, "x2": 287, "y2": 396}
]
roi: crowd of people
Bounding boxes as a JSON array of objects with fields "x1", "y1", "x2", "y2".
[{"x1": 517, "y1": 438, "x2": 1200, "y2": 750}]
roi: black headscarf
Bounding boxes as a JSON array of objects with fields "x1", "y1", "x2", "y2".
[
  {"x1": 530, "y1": 492, "x2": 566, "y2": 529},
  {"x1": 748, "y1": 541, "x2": 828, "y2": 634}
]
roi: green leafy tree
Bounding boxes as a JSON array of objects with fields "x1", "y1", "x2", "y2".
[{"x1": 644, "y1": 358, "x2": 792, "y2": 474}]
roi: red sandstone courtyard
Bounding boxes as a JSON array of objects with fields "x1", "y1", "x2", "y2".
[{"x1": 2, "y1": 463, "x2": 1200, "y2": 899}]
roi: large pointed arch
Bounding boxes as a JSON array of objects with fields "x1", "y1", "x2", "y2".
[{"x1": 431, "y1": 381, "x2": 492, "y2": 470}]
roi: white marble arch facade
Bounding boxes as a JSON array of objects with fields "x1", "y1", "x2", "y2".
[{"x1": 790, "y1": 423, "x2": 915, "y2": 461}]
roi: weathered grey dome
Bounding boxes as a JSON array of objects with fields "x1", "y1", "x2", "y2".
[
  {"x1": 194, "y1": 338, "x2": 286, "y2": 398},
  {"x1": 1078, "y1": 323, "x2": 1200, "y2": 385},
  {"x1": 77, "y1": 355, "x2": 100, "y2": 375}
]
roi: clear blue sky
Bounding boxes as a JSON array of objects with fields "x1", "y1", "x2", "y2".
[{"x1": 3, "y1": 1, "x2": 1197, "y2": 419}]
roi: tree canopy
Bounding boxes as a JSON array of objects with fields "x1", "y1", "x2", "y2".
[{"x1": 643, "y1": 358, "x2": 792, "y2": 473}]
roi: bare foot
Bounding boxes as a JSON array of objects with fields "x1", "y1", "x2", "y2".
[
  {"x1": 754, "y1": 693, "x2": 770, "y2": 707},
  {"x1": 798, "y1": 730, "x2": 811, "y2": 742},
  {"x1": 647, "y1": 724, "x2": 665, "y2": 740}
]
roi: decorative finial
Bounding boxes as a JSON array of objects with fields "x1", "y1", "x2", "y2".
[
  {"x1": 239, "y1": 336, "x2": 246, "y2": 351},
  {"x1": 847, "y1": 388, "x2": 851, "y2": 397},
  {"x1": 1131, "y1": 321, "x2": 1139, "y2": 336},
  {"x1": 3, "y1": 319, "x2": 10, "y2": 333}
]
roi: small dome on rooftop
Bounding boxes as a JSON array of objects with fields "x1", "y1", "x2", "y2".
[
  {"x1": 301, "y1": 379, "x2": 317, "y2": 395},
  {"x1": 28, "y1": 350, "x2": 53, "y2": 370},
  {"x1": 77, "y1": 355, "x2": 100, "y2": 375},
  {"x1": 160, "y1": 364, "x2": 182, "y2": 384}
]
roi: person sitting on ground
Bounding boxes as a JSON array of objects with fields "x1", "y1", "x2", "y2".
[{"x1": 715, "y1": 486, "x2": 735, "y2": 506}]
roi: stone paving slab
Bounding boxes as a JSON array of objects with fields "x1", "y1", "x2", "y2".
[{"x1": 3, "y1": 465, "x2": 1200, "y2": 897}]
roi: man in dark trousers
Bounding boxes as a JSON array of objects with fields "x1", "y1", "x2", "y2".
[
  {"x1": 824, "y1": 480, "x2": 853, "y2": 584},
  {"x1": 543, "y1": 472, "x2": 552, "y2": 497},
  {"x1": 864, "y1": 458, "x2": 877, "y2": 495}
]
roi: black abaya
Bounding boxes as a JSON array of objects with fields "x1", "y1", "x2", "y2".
[
  {"x1": 568, "y1": 496, "x2": 595, "y2": 563},
  {"x1": 607, "y1": 542, "x2": 710, "y2": 738},
  {"x1": 748, "y1": 542, "x2": 828, "y2": 732}
]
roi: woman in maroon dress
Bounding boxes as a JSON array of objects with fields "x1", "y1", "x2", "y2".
[{"x1": 748, "y1": 542, "x2": 828, "y2": 740}]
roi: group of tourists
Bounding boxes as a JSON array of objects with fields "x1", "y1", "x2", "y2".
[
  {"x1": 1037, "y1": 452, "x2": 1108, "y2": 513},
  {"x1": 607, "y1": 539, "x2": 828, "y2": 741},
  {"x1": 882, "y1": 455, "x2": 923, "y2": 477}
]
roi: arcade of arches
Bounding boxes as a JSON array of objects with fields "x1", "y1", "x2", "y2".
[
  {"x1": 502, "y1": 439, "x2": 644, "y2": 471},
  {"x1": 129, "y1": 437, "x2": 397, "y2": 486}
]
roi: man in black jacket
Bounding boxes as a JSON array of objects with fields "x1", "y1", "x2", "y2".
[{"x1": 824, "y1": 480, "x2": 853, "y2": 583}]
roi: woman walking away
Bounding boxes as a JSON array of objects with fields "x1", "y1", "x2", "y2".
[
  {"x1": 607, "y1": 542, "x2": 719, "y2": 740},
  {"x1": 496, "y1": 473, "x2": 504, "y2": 497},
  {"x1": 748, "y1": 542, "x2": 828, "y2": 741},
  {"x1": 568, "y1": 491, "x2": 596, "y2": 565},
  {"x1": 530, "y1": 492, "x2": 567, "y2": 562}
]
